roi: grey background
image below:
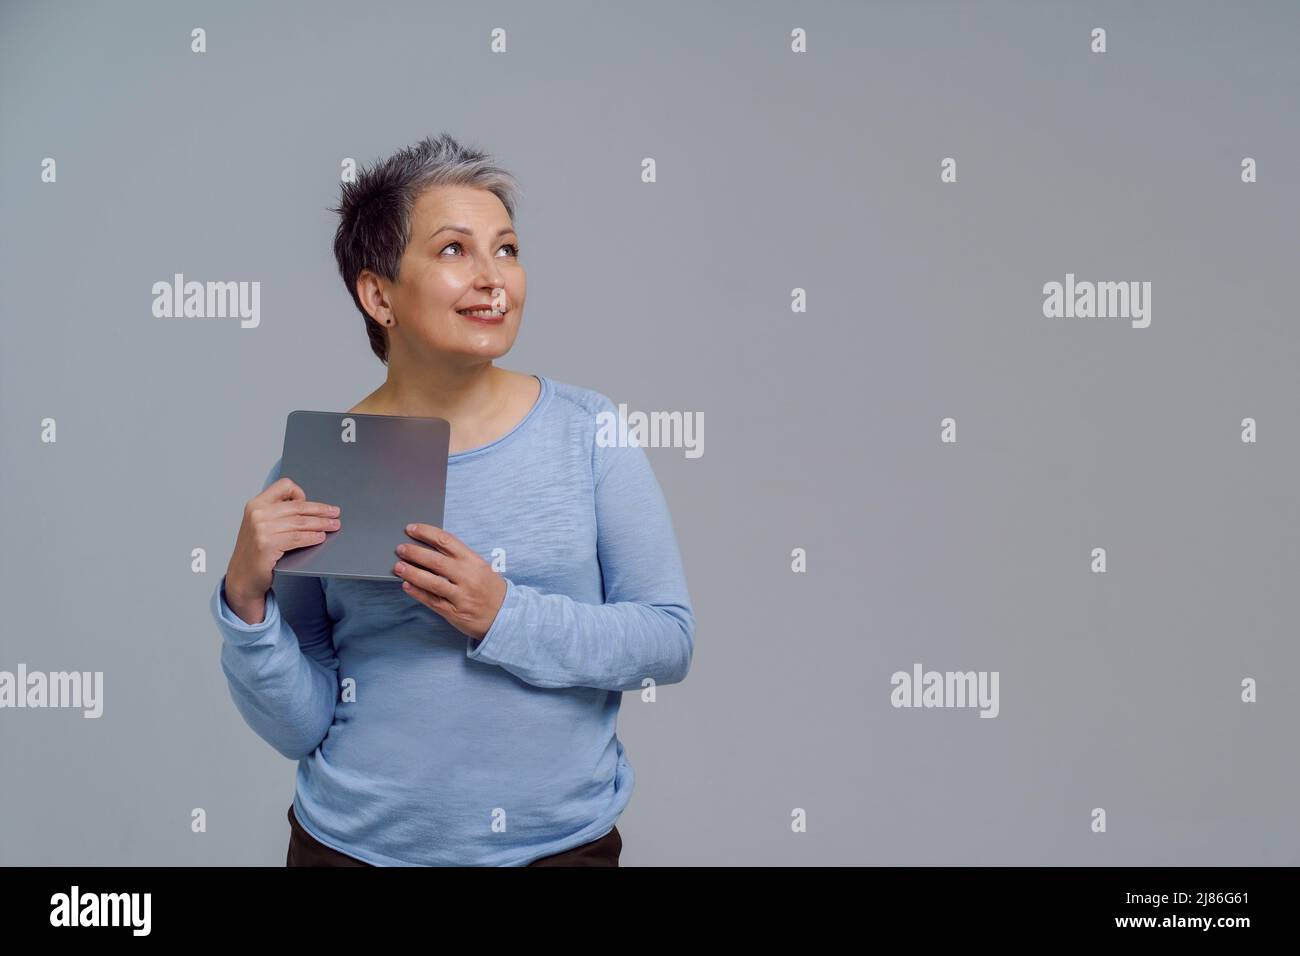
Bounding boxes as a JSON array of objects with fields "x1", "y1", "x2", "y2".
[{"x1": 2, "y1": 0, "x2": 1297, "y2": 865}]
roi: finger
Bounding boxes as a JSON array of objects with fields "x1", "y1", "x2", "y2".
[
  {"x1": 271, "y1": 513, "x2": 340, "y2": 535},
  {"x1": 261, "y1": 506, "x2": 339, "y2": 557},
  {"x1": 269, "y1": 500, "x2": 340, "y2": 519},
  {"x1": 278, "y1": 529, "x2": 328, "y2": 551},
  {"x1": 262, "y1": 477, "x2": 306, "y2": 502},
  {"x1": 394, "y1": 558, "x2": 458, "y2": 601},
  {"x1": 401, "y1": 580, "x2": 456, "y2": 616},
  {"x1": 405, "y1": 523, "x2": 465, "y2": 557},
  {"x1": 394, "y1": 542, "x2": 461, "y2": 584}
]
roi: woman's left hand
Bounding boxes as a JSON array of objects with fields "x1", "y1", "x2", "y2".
[{"x1": 394, "y1": 523, "x2": 507, "y2": 642}]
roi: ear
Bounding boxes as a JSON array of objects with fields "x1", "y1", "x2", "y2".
[{"x1": 356, "y1": 269, "x2": 395, "y2": 326}]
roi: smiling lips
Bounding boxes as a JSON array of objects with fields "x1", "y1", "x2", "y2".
[{"x1": 457, "y1": 305, "x2": 508, "y2": 322}]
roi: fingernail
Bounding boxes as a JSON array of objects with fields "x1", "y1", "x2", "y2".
[{"x1": 406, "y1": 523, "x2": 415, "y2": 532}]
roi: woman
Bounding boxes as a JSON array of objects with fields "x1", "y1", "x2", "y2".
[{"x1": 210, "y1": 134, "x2": 696, "y2": 866}]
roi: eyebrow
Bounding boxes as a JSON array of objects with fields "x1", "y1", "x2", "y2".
[{"x1": 429, "y1": 225, "x2": 517, "y2": 241}]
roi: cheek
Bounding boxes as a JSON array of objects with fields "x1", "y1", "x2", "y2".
[
  {"x1": 428, "y1": 272, "x2": 469, "y2": 305},
  {"x1": 506, "y1": 273, "x2": 525, "y2": 307},
  {"x1": 394, "y1": 264, "x2": 458, "y2": 310}
]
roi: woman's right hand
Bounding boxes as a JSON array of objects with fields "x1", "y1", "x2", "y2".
[{"x1": 224, "y1": 477, "x2": 340, "y2": 624}]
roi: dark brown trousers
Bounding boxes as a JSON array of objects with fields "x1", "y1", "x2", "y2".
[{"x1": 286, "y1": 804, "x2": 621, "y2": 867}]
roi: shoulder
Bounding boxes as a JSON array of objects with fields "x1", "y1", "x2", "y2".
[
  {"x1": 540, "y1": 376, "x2": 621, "y2": 450},
  {"x1": 542, "y1": 375, "x2": 619, "y2": 422},
  {"x1": 539, "y1": 376, "x2": 643, "y2": 485}
]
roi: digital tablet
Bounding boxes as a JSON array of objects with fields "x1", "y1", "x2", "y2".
[{"x1": 272, "y1": 410, "x2": 451, "y2": 581}]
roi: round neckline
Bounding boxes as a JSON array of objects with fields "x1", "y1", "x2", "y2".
[{"x1": 448, "y1": 373, "x2": 550, "y2": 463}]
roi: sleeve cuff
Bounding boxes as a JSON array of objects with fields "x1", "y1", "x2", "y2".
[
  {"x1": 214, "y1": 575, "x2": 281, "y2": 643},
  {"x1": 466, "y1": 577, "x2": 519, "y2": 663}
]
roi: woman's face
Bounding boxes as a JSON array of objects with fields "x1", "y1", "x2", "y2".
[{"x1": 382, "y1": 184, "x2": 525, "y2": 363}]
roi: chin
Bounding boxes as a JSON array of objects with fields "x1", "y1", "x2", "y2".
[
  {"x1": 449, "y1": 337, "x2": 517, "y2": 361},
  {"x1": 468, "y1": 326, "x2": 518, "y2": 352}
]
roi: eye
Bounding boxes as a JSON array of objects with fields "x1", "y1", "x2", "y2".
[{"x1": 438, "y1": 241, "x2": 520, "y2": 257}]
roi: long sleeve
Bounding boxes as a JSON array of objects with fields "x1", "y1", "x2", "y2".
[
  {"x1": 465, "y1": 434, "x2": 696, "y2": 692},
  {"x1": 212, "y1": 459, "x2": 340, "y2": 760}
]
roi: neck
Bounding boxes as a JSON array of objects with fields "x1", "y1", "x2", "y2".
[{"x1": 369, "y1": 355, "x2": 508, "y2": 421}]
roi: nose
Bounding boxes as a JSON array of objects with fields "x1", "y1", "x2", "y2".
[
  {"x1": 474, "y1": 246, "x2": 504, "y2": 280},
  {"x1": 475, "y1": 261, "x2": 507, "y2": 304}
]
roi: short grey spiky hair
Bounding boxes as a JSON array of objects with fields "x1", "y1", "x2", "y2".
[{"x1": 331, "y1": 133, "x2": 522, "y2": 364}]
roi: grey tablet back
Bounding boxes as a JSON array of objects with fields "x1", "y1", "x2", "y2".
[{"x1": 272, "y1": 410, "x2": 451, "y2": 581}]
